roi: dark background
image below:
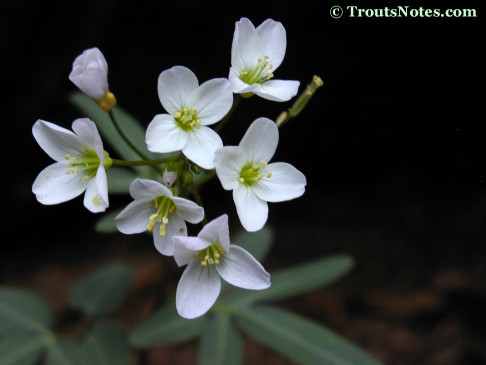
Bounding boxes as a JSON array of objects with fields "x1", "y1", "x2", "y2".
[{"x1": 1, "y1": 1, "x2": 485, "y2": 364}]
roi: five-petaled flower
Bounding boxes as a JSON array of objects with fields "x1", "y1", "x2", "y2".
[
  {"x1": 145, "y1": 66, "x2": 233, "y2": 170},
  {"x1": 173, "y1": 214, "x2": 271, "y2": 319},
  {"x1": 115, "y1": 178, "x2": 205, "y2": 256},
  {"x1": 32, "y1": 118, "x2": 111, "y2": 213},
  {"x1": 69, "y1": 47, "x2": 117, "y2": 111},
  {"x1": 229, "y1": 18, "x2": 300, "y2": 102},
  {"x1": 214, "y1": 118, "x2": 307, "y2": 232}
]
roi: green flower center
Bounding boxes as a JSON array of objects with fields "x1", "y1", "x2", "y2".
[
  {"x1": 239, "y1": 55, "x2": 274, "y2": 85},
  {"x1": 195, "y1": 244, "x2": 226, "y2": 266},
  {"x1": 65, "y1": 147, "x2": 111, "y2": 181},
  {"x1": 147, "y1": 196, "x2": 176, "y2": 236},
  {"x1": 174, "y1": 107, "x2": 201, "y2": 131},
  {"x1": 238, "y1": 161, "x2": 272, "y2": 186}
]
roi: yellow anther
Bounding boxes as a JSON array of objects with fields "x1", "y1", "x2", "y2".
[
  {"x1": 65, "y1": 170, "x2": 71, "y2": 174},
  {"x1": 191, "y1": 107, "x2": 196, "y2": 113},
  {"x1": 159, "y1": 224, "x2": 166, "y2": 236},
  {"x1": 256, "y1": 175, "x2": 263, "y2": 181},
  {"x1": 214, "y1": 259, "x2": 220, "y2": 264},
  {"x1": 81, "y1": 146, "x2": 88, "y2": 150},
  {"x1": 266, "y1": 172, "x2": 272, "y2": 178},
  {"x1": 201, "y1": 261, "x2": 208, "y2": 266},
  {"x1": 147, "y1": 220, "x2": 156, "y2": 232},
  {"x1": 239, "y1": 177, "x2": 245, "y2": 183},
  {"x1": 72, "y1": 168, "x2": 79, "y2": 174},
  {"x1": 264, "y1": 55, "x2": 270, "y2": 59},
  {"x1": 81, "y1": 175, "x2": 89, "y2": 180},
  {"x1": 241, "y1": 67, "x2": 247, "y2": 74},
  {"x1": 183, "y1": 107, "x2": 189, "y2": 113},
  {"x1": 92, "y1": 195, "x2": 101, "y2": 206},
  {"x1": 252, "y1": 164, "x2": 259, "y2": 171},
  {"x1": 269, "y1": 64, "x2": 274, "y2": 69},
  {"x1": 258, "y1": 58, "x2": 262, "y2": 62},
  {"x1": 65, "y1": 154, "x2": 71, "y2": 160},
  {"x1": 174, "y1": 112, "x2": 181, "y2": 119},
  {"x1": 259, "y1": 161, "x2": 267, "y2": 167},
  {"x1": 69, "y1": 157, "x2": 77, "y2": 163},
  {"x1": 162, "y1": 217, "x2": 169, "y2": 224},
  {"x1": 267, "y1": 72, "x2": 274, "y2": 79},
  {"x1": 149, "y1": 213, "x2": 158, "y2": 221}
]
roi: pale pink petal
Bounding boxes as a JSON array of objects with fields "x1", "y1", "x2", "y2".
[
  {"x1": 213, "y1": 146, "x2": 248, "y2": 191},
  {"x1": 255, "y1": 79, "x2": 300, "y2": 102},
  {"x1": 157, "y1": 66, "x2": 199, "y2": 115},
  {"x1": 146, "y1": 114, "x2": 189, "y2": 153},
  {"x1": 239, "y1": 118, "x2": 278, "y2": 163},
  {"x1": 183, "y1": 126, "x2": 223, "y2": 169},
  {"x1": 233, "y1": 184, "x2": 268, "y2": 232}
]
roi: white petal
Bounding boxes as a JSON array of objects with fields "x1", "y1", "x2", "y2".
[
  {"x1": 32, "y1": 162, "x2": 88, "y2": 205},
  {"x1": 252, "y1": 162, "x2": 306, "y2": 202},
  {"x1": 228, "y1": 68, "x2": 261, "y2": 94},
  {"x1": 256, "y1": 19, "x2": 287, "y2": 71},
  {"x1": 233, "y1": 184, "x2": 268, "y2": 232},
  {"x1": 153, "y1": 215, "x2": 187, "y2": 256},
  {"x1": 239, "y1": 118, "x2": 278, "y2": 163},
  {"x1": 71, "y1": 118, "x2": 100, "y2": 150},
  {"x1": 83, "y1": 171, "x2": 109, "y2": 213},
  {"x1": 198, "y1": 214, "x2": 230, "y2": 251},
  {"x1": 115, "y1": 199, "x2": 154, "y2": 234},
  {"x1": 157, "y1": 66, "x2": 199, "y2": 115},
  {"x1": 173, "y1": 236, "x2": 211, "y2": 267},
  {"x1": 172, "y1": 196, "x2": 205, "y2": 224},
  {"x1": 231, "y1": 18, "x2": 263, "y2": 72},
  {"x1": 69, "y1": 48, "x2": 109, "y2": 99},
  {"x1": 128, "y1": 178, "x2": 171, "y2": 200},
  {"x1": 32, "y1": 120, "x2": 84, "y2": 161},
  {"x1": 216, "y1": 245, "x2": 270, "y2": 289},
  {"x1": 255, "y1": 79, "x2": 300, "y2": 102},
  {"x1": 146, "y1": 114, "x2": 188, "y2": 153},
  {"x1": 183, "y1": 126, "x2": 223, "y2": 169},
  {"x1": 188, "y1": 78, "x2": 233, "y2": 126},
  {"x1": 176, "y1": 261, "x2": 221, "y2": 319},
  {"x1": 213, "y1": 146, "x2": 248, "y2": 191}
]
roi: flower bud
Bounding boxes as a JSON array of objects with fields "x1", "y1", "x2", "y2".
[
  {"x1": 69, "y1": 47, "x2": 116, "y2": 111},
  {"x1": 163, "y1": 170, "x2": 177, "y2": 187}
]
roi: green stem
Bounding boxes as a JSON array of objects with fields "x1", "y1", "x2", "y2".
[
  {"x1": 194, "y1": 170, "x2": 217, "y2": 187},
  {"x1": 214, "y1": 94, "x2": 242, "y2": 133},
  {"x1": 108, "y1": 110, "x2": 150, "y2": 160},
  {"x1": 111, "y1": 156, "x2": 178, "y2": 167}
]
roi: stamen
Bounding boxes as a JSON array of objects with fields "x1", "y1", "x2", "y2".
[{"x1": 81, "y1": 175, "x2": 89, "y2": 180}]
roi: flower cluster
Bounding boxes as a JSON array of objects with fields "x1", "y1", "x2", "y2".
[{"x1": 32, "y1": 18, "x2": 308, "y2": 319}]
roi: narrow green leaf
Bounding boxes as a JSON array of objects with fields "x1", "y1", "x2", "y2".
[
  {"x1": 235, "y1": 305, "x2": 382, "y2": 365},
  {"x1": 129, "y1": 302, "x2": 206, "y2": 348},
  {"x1": 94, "y1": 209, "x2": 122, "y2": 234},
  {"x1": 106, "y1": 167, "x2": 137, "y2": 194},
  {"x1": 229, "y1": 255, "x2": 354, "y2": 305},
  {"x1": 0, "y1": 287, "x2": 52, "y2": 334},
  {"x1": 69, "y1": 263, "x2": 132, "y2": 316},
  {"x1": 0, "y1": 334, "x2": 46, "y2": 365},
  {"x1": 82, "y1": 320, "x2": 131, "y2": 365},
  {"x1": 197, "y1": 312, "x2": 243, "y2": 365},
  {"x1": 232, "y1": 227, "x2": 274, "y2": 262}
]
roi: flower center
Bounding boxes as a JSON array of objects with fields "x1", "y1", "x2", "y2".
[
  {"x1": 239, "y1": 55, "x2": 274, "y2": 85},
  {"x1": 195, "y1": 244, "x2": 226, "y2": 266},
  {"x1": 174, "y1": 107, "x2": 201, "y2": 131},
  {"x1": 238, "y1": 161, "x2": 272, "y2": 186},
  {"x1": 64, "y1": 147, "x2": 110, "y2": 180},
  {"x1": 147, "y1": 196, "x2": 176, "y2": 236}
]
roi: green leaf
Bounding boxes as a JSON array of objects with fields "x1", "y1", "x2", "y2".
[
  {"x1": 0, "y1": 287, "x2": 52, "y2": 334},
  {"x1": 106, "y1": 167, "x2": 137, "y2": 194},
  {"x1": 228, "y1": 255, "x2": 354, "y2": 306},
  {"x1": 235, "y1": 305, "x2": 382, "y2": 365},
  {"x1": 129, "y1": 302, "x2": 206, "y2": 348},
  {"x1": 232, "y1": 227, "x2": 274, "y2": 262},
  {"x1": 69, "y1": 263, "x2": 132, "y2": 316},
  {"x1": 0, "y1": 334, "x2": 46, "y2": 365},
  {"x1": 82, "y1": 320, "x2": 131, "y2": 365},
  {"x1": 45, "y1": 337, "x2": 84, "y2": 365},
  {"x1": 94, "y1": 209, "x2": 122, "y2": 234},
  {"x1": 197, "y1": 312, "x2": 243, "y2": 365}
]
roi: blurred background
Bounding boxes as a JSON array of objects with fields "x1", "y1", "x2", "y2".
[{"x1": 1, "y1": 1, "x2": 485, "y2": 364}]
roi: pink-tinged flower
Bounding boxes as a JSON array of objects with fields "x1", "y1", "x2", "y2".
[
  {"x1": 115, "y1": 179, "x2": 204, "y2": 256},
  {"x1": 32, "y1": 118, "x2": 110, "y2": 213},
  {"x1": 173, "y1": 215, "x2": 270, "y2": 319},
  {"x1": 214, "y1": 118, "x2": 306, "y2": 231},
  {"x1": 146, "y1": 66, "x2": 233, "y2": 169},
  {"x1": 69, "y1": 47, "x2": 116, "y2": 111},
  {"x1": 229, "y1": 18, "x2": 300, "y2": 102}
]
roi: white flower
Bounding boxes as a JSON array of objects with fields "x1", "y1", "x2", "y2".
[
  {"x1": 229, "y1": 18, "x2": 300, "y2": 102},
  {"x1": 145, "y1": 66, "x2": 233, "y2": 169},
  {"x1": 173, "y1": 214, "x2": 270, "y2": 319},
  {"x1": 32, "y1": 118, "x2": 110, "y2": 213},
  {"x1": 69, "y1": 47, "x2": 116, "y2": 111},
  {"x1": 115, "y1": 178, "x2": 204, "y2": 256},
  {"x1": 214, "y1": 118, "x2": 306, "y2": 231}
]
